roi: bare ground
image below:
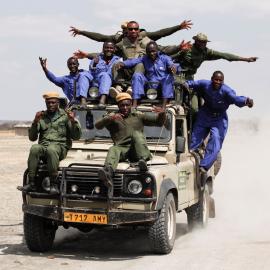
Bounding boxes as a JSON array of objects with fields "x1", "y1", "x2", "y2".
[{"x1": 1, "y1": 122, "x2": 270, "y2": 270}]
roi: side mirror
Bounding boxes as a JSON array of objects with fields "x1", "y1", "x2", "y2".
[{"x1": 176, "y1": 136, "x2": 185, "y2": 154}]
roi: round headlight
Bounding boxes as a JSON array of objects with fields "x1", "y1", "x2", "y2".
[
  {"x1": 94, "y1": 186, "x2": 101, "y2": 194},
  {"x1": 146, "y1": 88, "x2": 158, "y2": 100},
  {"x1": 127, "y1": 180, "x2": 143, "y2": 194},
  {"x1": 71, "y1": 184, "x2": 78, "y2": 193},
  {"x1": 88, "y1": 87, "x2": 99, "y2": 98}
]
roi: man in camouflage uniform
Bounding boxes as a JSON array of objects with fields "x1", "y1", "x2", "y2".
[
  {"x1": 172, "y1": 33, "x2": 258, "y2": 113},
  {"x1": 69, "y1": 20, "x2": 192, "y2": 43},
  {"x1": 112, "y1": 21, "x2": 188, "y2": 85},
  {"x1": 21, "y1": 92, "x2": 82, "y2": 194},
  {"x1": 95, "y1": 92, "x2": 167, "y2": 188},
  {"x1": 172, "y1": 33, "x2": 258, "y2": 80}
]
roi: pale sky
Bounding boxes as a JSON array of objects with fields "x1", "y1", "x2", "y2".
[{"x1": 1, "y1": 0, "x2": 269, "y2": 120}]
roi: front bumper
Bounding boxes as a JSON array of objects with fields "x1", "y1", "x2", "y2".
[{"x1": 22, "y1": 204, "x2": 158, "y2": 225}]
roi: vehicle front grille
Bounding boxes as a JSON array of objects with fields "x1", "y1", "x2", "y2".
[{"x1": 62, "y1": 167, "x2": 123, "y2": 198}]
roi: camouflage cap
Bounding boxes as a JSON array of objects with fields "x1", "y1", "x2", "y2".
[
  {"x1": 116, "y1": 92, "x2": 132, "y2": 103},
  {"x1": 42, "y1": 91, "x2": 60, "y2": 99},
  {"x1": 192, "y1": 33, "x2": 210, "y2": 42}
]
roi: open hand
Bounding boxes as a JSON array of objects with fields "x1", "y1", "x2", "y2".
[
  {"x1": 69, "y1": 26, "x2": 81, "y2": 37},
  {"x1": 179, "y1": 40, "x2": 192, "y2": 51},
  {"x1": 73, "y1": 50, "x2": 89, "y2": 59},
  {"x1": 179, "y1": 20, "x2": 193, "y2": 30}
]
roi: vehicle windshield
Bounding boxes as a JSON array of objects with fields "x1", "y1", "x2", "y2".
[{"x1": 75, "y1": 109, "x2": 172, "y2": 143}]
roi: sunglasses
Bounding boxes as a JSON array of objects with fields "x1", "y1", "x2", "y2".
[
  {"x1": 128, "y1": 27, "x2": 139, "y2": 31},
  {"x1": 46, "y1": 100, "x2": 59, "y2": 105}
]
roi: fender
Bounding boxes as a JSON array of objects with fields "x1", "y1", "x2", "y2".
[{"x1": 156, "y1": 178, "x2": 178, "y2": 210}]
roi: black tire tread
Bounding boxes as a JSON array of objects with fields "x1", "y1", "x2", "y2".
[
  {"x1": 148, "y1": 193, "x2": 176, "y2": 254},
  {"x1": 186, "y1": 186, "x2": 209, "y2": 230},
  {"x1": 24, "y1": 213, "x2": 56, "y2": 252}
]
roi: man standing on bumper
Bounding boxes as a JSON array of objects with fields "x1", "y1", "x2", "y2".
[
  {"x1": 95, "y1": 92, "x2": 167, "y2": 188},
  {"x1": 21, "y1": 92, "x2": 82, "y2": 194},
  {"x1": 185, "y1": 71, "x2": 253, "y2": 172}
]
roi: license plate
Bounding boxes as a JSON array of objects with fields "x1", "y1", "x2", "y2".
[{"x1": 64, "y1": 212, "x2": 107, "y2": 224}]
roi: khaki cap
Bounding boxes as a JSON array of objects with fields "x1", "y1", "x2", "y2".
[
  {"x1": 121, "y1": 21, "x2": 129, "y2": 29},
  {"x1": 42, "y1": 91, "x2": 60, "y2": 99},
  {"x1": 192, "y1": 33, "x2": 210, "y2": 42},
  {"x1": 116, "y1": 92, "x2": 132, "y2": 103}
]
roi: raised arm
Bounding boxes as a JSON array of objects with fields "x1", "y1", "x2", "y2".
[
  {"x1": 39, "y1": 57, "x2": 65, "y2": 87},
  {"x1": 206, "y1": 49, "x2": 258, "y2": 62},
  {"x1": 69, "y1": 26, "x2": 122, "y2": 43},
  {"x1": 145, "y1": 20, "x2": 193, "y2": 41},
  {"x1": 73, "y1": 50, "x2": 99, "y2": 60},
  {"x1": 159, "y1": 40, "x2": 192, "y2": 56},
  {"x1": 224, "y1": 86, "x2": 254, "y2": 108}
]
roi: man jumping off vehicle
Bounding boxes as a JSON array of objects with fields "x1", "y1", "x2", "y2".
[{"x1": 184, "y1": 70, "x2": 253, "y2": 174}]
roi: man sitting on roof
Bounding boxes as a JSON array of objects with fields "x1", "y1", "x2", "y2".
[
  {"x1": 39, "y1": 56, "x2": 93, "y2": 105},
  {"x1": 114, "y1": 41, "x2": 180, "y2": 108}
]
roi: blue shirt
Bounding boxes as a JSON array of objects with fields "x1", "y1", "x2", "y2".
[
  {"x1": 89, "y1": 54, "x2": 120, "y2": 79},
  {"x1": 45, "y1": 69, "x2": 93, "y2": 101},
  {"x1": 187, "y1": 80, "x2": 247, "y2": 115},
  {"x1": 123, "y1": 53, "x2": 179, "y2": 81}
]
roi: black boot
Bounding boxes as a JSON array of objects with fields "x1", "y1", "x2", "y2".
[
  {"x1": 18, "y1": 177, "x2": 36, "y2": 192},
  {"x1": 138, "y1": 159, "x2": 148, "y2": 171},
  {"x1": 98, "y1": 166, "x2": 113, "y2": 188},
  {"x1": 50, "y1": 175, "x2": 60, "y2": 195}
]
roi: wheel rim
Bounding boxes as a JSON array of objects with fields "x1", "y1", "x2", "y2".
[{"x1": 167, "y1": 202, "x2": 175, "y2": 240}]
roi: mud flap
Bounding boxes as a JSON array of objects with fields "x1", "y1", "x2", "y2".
[{"x1": 209, "y1": 197, "x2": 215, "y2": 218}]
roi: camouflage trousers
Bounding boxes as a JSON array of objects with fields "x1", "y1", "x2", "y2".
[
  {"x1": 28, "y1": 143, "x2": 67, "y2": 178},
  {"x1": 105, "y1": 131, "x2": 151, "y2": 171},
  {"x1": 112, "y1": 63, "x2": 145, "y2": 84}
]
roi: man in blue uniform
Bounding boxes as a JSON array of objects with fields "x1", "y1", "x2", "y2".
[
  {"x1": 89, "y1": 41, "x2": 121, "y2": 107},
  {"x1": 115, "y1": 41, "x2": 179, "y2": 108},
  {"x1": 39, "y1": 56, "x2": 93, "y2": 104},
  {"x1": 185, "y1": 71, "x2": 253, "y2": 173}
]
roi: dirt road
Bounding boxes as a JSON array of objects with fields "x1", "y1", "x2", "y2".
[{"x1": 1, "y1": 122, "x2": 270, "y2": 270}]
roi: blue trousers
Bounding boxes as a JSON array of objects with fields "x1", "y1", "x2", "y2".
[
  {"x1": 92, "y1": 72, "x2": 112, "y2": 96},
  {"x1": 190, "y1": 113, "x2": 228, "y2": 170},
  {"x1": 132, "y1": 72, "x2": 174, "y2": 100},
  {"x1": 76, "y1": 72, "x2": 93, "y2": 98}
]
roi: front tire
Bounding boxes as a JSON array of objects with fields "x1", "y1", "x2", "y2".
[
  {"x1": 186, "y1": 185, "x2": 210, "y2": 230},
  {"x1": 24, "y1": 213, "x2": 57, "y2": 252},
  {"x1": 148, "y1": 192, "x2": 176, "y2": 254}
]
